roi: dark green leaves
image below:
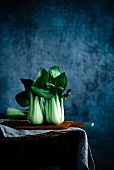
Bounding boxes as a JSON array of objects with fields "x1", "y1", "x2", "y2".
[
  {"x1": 20, "y1": 78, "x2": 33, "y2": 97},
  {"x1": 32, "y1": 68, "x2": 49, "y2": 88},
  {"x1": 15, "y1": 79, "x2": 33, "y2": 107},
  {"x1": 49, "y1": 66, "x2": 60, "y2": 79},
  {"x1": 47, "y1": 67, "x2": 68, "y2": 96},
  {"x1": 31, "y1": 86, "x2": 54, "y2": 98},
  {"x1": 62, "y1": 89, "x2": 71, "y2": 100},
  {"x1": 53, "y1": 72, "x2": 67, "y2": 90},
  {"x1": 48, "y1": 66, "x2": 60, "y2": 83},
  {"x1": 15, "y1": 65, "x2": 71, "y2": 107},
  {"x1": 15, "y1": 91, "x2": 29, "y2": 107}
]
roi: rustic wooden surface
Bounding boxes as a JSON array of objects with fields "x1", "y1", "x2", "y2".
[
  {"x1": 0, "y1": 130, "x2": 81, "y2": 170},
  {"x1": 0, "y1": 114, "x2": 81, "y2": 169},
  {"x1": 1, "y1": 120, "x2": 84, "y2": 130}
]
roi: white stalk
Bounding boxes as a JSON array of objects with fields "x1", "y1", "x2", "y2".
[
  {"x1": 45, "y1": 99, "x2": 50, "y2": 123},
  {"x1": 31, "y1": 96, "x2": 43, "y2": 125},
  {"x1": 50, "y1": 98, "x2": 61, "y2": 124},
  {"x1": 40, "y1": 97, "x2": 45, "y2": 120},
  {"x1": 27, "y1": 92, "x2": 34, "y2": 123},
  {"x1": 48, "y1": 99, "x2": 52, "y2": 123},
  {"x1": 55, "y1": 95, "x2": 61, "y2": 120},
  {"x1": 60, "y1": 98, "x2": 64, "y2": 123}
]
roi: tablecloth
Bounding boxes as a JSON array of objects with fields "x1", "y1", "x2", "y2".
[{"x1": 0, "y1": 123, "x2": 95, "y2": 170}]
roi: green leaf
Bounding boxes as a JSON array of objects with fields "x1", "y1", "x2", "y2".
[
  {"x1": 20, "y1": 78, "x2": 33, "y2": 97},
  {"x1": 31, "y1": 86, "x2": 54, "y2": 98},
  {"x1": 49, "y1": 66, "x2": 61, "y2": 82},
  {"x1": 54, "y1": 72, "x2": 67, "y2": 90},
  {"x1": 15, "y1": 91, "x2": 29, "y2": 107},
  {"x1": 46, "y1": 82, "x2": 55, "y2": 89},
  {"x1": 56, "y1": 86, "x2": 64, "y2": 91},
  {"x1": 46, "y1": 71, "x2": 67, "y2": 97},
  {"x1": 5, "y1": 108, "x2": 27, "y2": 117},
  {"x1": 62, "y1": 89, "x2": 71, "y2": 100},
  {"x1": 45, "y1": 82, "x2": 64, "y2": 96},
  {"x1": 32, "y1": 68, "x2": 49, "y2": 88}
]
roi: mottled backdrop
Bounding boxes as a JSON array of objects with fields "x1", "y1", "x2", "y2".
[{"x1": 0, "y1": 0, "x2": 114, "y2": 169}]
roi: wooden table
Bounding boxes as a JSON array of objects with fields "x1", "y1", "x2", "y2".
[
  {"x1": 0, "y1": 130, "x2": 82, "y2": 170},
  {"x1": 0, "y1": 114, "x2": 92, "y2": 170}
]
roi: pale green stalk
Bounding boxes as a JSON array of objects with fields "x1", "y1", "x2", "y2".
[
  {"x1": 39, "y1": 97, "x2": 45, "y2": 120},
  {"x1": 5, "y1": 107, "x2": 26, "y2": 117},
  {"x1": 45, "y1": 99, "x2": 50, "y2": 123},
  {"x1": 55, "y1": 95, "x2": 61, "y2": 121},
  {"x1": 50, "y1": 98, "x2": 61, "y2": 124},
  {"x1": 27, "y1": 92, "x2": 34, "y2": 122},
  {"x1": 60, "y1": 98, "x2": 64, "y2": 123},
  {"x1": 30, "y1": 96, "x2": 43, "y2": 125},
  {"x1": 27, "y1": 92, "x2": 43, "y2": 125}
]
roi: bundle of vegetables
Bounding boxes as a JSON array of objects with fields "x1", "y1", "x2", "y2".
[{"x1": 5, "y1": 66, "x2": 71, "y2": 125}]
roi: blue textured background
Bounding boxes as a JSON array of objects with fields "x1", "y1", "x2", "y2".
[{"x1": 0, "y1": 0, "x2": 114, "y2": 169}]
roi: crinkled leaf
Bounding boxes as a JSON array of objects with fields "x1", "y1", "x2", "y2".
[
  {"x1": 56, "y1": 85, "x2": 64, "y2": 91},
  {"x1": 54, "y1": 72, "x2": 67, "y2": 90},
  {"x1": 46, "y1": 82, "x2": 55, "y2": 90},
  {"x1": 62, "y1": 89, "x2": 71, "y2": 100},
  {"x1": 15, "y1": 91, "x2": 29, "y2": 107},
  {"x1": 49, "y1": 66, "x2": 60, "y2": 82},
  {"x1": 46, "y1": 71, "x2": 67, "y2": 97},
  {"x1": 20, "y1": 78, "x2": 33, "y2": 97},
  {"x1": 32, "y1": 68, "x2": 49, "y2": 88},
  {"x1": 31, "y1": 86, "x2": 54, "y2": 98},
  {"x1": 46, "y1": 82, "x2": 64, "y2": 96}
]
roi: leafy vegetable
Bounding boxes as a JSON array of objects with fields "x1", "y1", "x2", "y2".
[
  {"x1": 5, "y1": 65, "x2": 71, "y2": 125},
  {"x1": 15, "y1": 91, "x2": 29, "y2": 107},
  {"x1": 26, "y1": 68, "x2": 50, "y2": 124},
  {"x1": 32, "y1": 68, "x2": 49, "y2": 88},
  {"x1": 15, "y1": 79, "x2": 33, "y2": 107},
  {"x1": 5, "y1": 108, "x2": 27, "y2": 117},
  {"x1": 31, "y1": 86, "x2": 54, "y2": 99},
  {"x1": 43, "y1": 66, "x2": 71, "y2": 124},
  {"x1": 27, "y1": 92, "x2": 43, "y2": 125}
]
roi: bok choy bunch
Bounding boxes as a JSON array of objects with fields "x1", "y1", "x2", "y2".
[
  {"x1": 31, "y1": 66, "x2": 71, "y2": 125},
  {"x1": 45, "y1": 66, "x2": 71, "y2": 124},
  {"x1": 27, "y1": 68, "x2": 54, "y2": 124},
  {"x1": 15, "y1": 68, "x2": 54, "y2": 125},
  {"x1": 5, "y1": 65, "x2": 71, "y2": 125}
]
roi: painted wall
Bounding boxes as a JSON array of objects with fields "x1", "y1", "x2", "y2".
[{"x1": 0, "y1": 0, "x2": 114, "y2": 169}]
